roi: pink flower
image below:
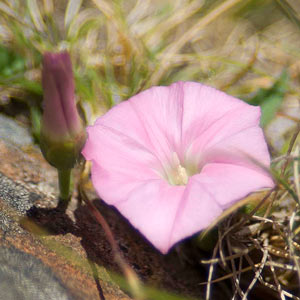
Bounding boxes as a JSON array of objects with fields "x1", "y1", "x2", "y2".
[{"x1": 82, "y1": 81, "x2": 274, "y2": 254}]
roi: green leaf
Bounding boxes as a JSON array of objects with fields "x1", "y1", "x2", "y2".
[
  {"x1": 0, "y1": 45, "x2": 26, "y2": 77},
  {"x1": 247, "y1": 71, "x2": 288, "y2": 127},
  {"x1": 272, "y1": 168, "x2": 299, "y2": 205},
  {"x1": 19, "y1": 80, "x2": 43, "y2": 95}
]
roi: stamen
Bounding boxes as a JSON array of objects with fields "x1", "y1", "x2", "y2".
[
  {"x1": 168, "y1": 152, "x2": 189, "y2": 185},
  {"x1": 174, "y1": 164, "x2": 188, "y2": 185}
]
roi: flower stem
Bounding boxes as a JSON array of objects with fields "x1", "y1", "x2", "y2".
[
  {"x1": 58, "y1": 168, "x2": 72, "y2": 202},
  {"x1": 79, "y1": 162, "x2": 144, "y2": 299}
]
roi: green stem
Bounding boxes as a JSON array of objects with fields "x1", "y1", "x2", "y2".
[{"x1": 58, "y1": 168, "x2": 72, "y2": 202}]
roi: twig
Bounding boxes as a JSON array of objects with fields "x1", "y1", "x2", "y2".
[
  {"x1": 242, "y1": 247, "x2": 268, "y2": 300},
  {"x1": 201, "y1": 246, "x2": 254, "y2": 265},
  {"x1": 226, "y1": 235, "x2": 245, "y2": 299},
  {"x1": 288, "y1": 207, "x2": 300, "y2": 285},
  {"x1": 267, "y1": 254, "x2": 286, "y2": 300},
  {"x1": 206, "y1": 239, "x2": 220, "y2": 300},
  {"x1": 259, "y1": 279, "x2": 300, "y2": 300}
]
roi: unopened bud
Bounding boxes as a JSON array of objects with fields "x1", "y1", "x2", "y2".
[{"x1": 40, "y1": 52, "x2": 86, "y2": 170}]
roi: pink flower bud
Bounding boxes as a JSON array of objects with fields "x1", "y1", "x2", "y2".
[{"x1": 40, "y1": 52, "x2": 86, "y2": 170}]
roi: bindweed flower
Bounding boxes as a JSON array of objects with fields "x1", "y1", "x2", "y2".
[
  {"x1": 40, "y1": 51, "x2": 86, "y2": 171},
  {"x1": 82, "y1": 81, "x2": 274, "y2": 254}
]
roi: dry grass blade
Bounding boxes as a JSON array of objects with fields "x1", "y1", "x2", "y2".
[
  {"x1": 202, "y1": 259, "x2": 300, "y2": 300},
  {"x1": 161, "y1": 0, "x2": 244, "y2": 56},
  {"x1": 26, "y1": 0, "x2": 46, "y2": 32},
  {"x1": 281, "y1": 122, "x2": 300, "y2": 177},
  {"x1": 91, "y1": 0, "x2": 114, "y2": 19},
  {"x1": 67, "y1": 8, "x2": 100, "y2": 39},
  {"x1": 91, "y1": 0, "x2": 144, "y2": 58},
  {"x1": 264, "y1": 123, "x2": 300, "y2": 223},
  {"x1": 148, "y1": 0, "x2": 244, "y2": 85},
  {"x1": 0, "y1": 2, "x2": 30, "y2": 27},
  {"x1": 146, "y1": 0, "x2": 205, "y2": 45},
  {"x1": 259, "y1": 279, "x2": 300, "y2": 300},
  {"x1": 288, "y1": 208, "x2": 300, "y2": 285},
  {"x1": 272, "y1": 154, "x2": 296, "y2": 164},
  {"x1": 0, "y1": 2, "x2": 18, "y2": 19},
  {"x1": 127, "y1": 0, "x2": 152, "y2": 25},
  {"x1": 42, "y1": 0, "x2": 54, "y2": 15},
  {"x1": 200, "y1": 262, "x2": 265, "y2": 285},
  {"x1": 277, "y1": 112, "x2": 300, "y2": 123},
  {"x1": 201, "y1": 246, "x2": 255, "y2": 265},
  {"x1": 241, "y1": 243, "x2": 268, "y2": 300},
  {"x1": 294, "y1": 146, "x2": 300, "y2": 201},
  {"x1": 267, "y1": 255, "x2": 286, "y2": 300},
  {"x1": 205, "y1": 240, "x2": 220, "y2": 300},
  {"x1": 201, "y1": 191, "x2": 272, "y2": 239},
  {"x1": 220, "y1": 45, "x2": 258, "y2": 91},
  {"x1": 265, "y1": 261, "x2": 298, "y2": 271},
  {"x1": 226, "y1": 235, "x2": 245, "y2": 299},
  {"x1": 292, "y1": 146, "x2": 300, "y2": 279},
  {"x1": 275, "y1": 0, "x2": 300, "y2": 31},
  {"x1": 65, "y1": 0, "x2": 83, "y2": 31}
]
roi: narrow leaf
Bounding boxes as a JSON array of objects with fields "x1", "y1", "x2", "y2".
[{"x1": 248, "y1": 71, "x2": 288, "y2": 127}]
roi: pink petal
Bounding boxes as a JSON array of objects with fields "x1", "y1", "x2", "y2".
[
  {"x1": 82, "y1": 124, "x2": 162, "y2": 205},
  {"x1": 97, "y1": 83, "x2": 185, "y2": 166},
  {"x1": 95, "y1": 101, "x2": 152, "y2": 152},
  {"x1": 193, "y1": 163, "x2": 274, "y2": 208},
  {"x1": 181, "y1": 82, "x2": 260, "y2": 153},
  {"x1": 170, "y1": 178, "x2": 223, "y2": 247},
  {"x1": 170, "y1": 163, "x2": 273, "y2": 246},
  {"x1": 195, "y1": 127, "x2": 272, "y2": 171},
  {"x1": 181, "y1": 83, "x2": 270, "y2": 169},
  {"x1": 115, "y1": 180, "x2": 185, "y2": 254}
]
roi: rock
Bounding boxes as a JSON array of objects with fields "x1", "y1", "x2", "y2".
[
  {"x1": 0, "y1": 173, "x2": 40, "y2": 214},
  {"x1": 0, "y1": 114, "x2": 33, "y2": 146},
  {"x1": 0, "y1": 246, "x2": 72, "y2": 300}
]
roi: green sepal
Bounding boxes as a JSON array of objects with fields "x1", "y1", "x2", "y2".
[{"x1": 40, "y1": 131, "x2": 86, "y2": 170}]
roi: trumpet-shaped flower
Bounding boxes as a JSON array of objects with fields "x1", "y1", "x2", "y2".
[{"x1": 82, "y1": 81, "x2": 274, "y2": 254}]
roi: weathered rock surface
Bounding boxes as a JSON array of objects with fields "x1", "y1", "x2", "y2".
[{"x1": 0, "y1": 114, "x2": 205, "y2": 300}]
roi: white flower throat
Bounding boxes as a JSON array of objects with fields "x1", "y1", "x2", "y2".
[{"x1": 167, "y1": 152, "x2": 192, "y2": 186}]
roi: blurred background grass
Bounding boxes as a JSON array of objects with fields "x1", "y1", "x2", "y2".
[
  {"x1": 0, "y1": 0, "x2": 300, "y2": 147},
  {"x1": 1, "y1": 0, "x2": 300, "y2": 299}
]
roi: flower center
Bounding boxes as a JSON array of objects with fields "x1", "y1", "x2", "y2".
[
  {"x1": 171, "y1": 164, "x2": 188, "y2": 185},
  {"x1": 166, "y1": 152, "x2": 197, "y2": 186}
]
